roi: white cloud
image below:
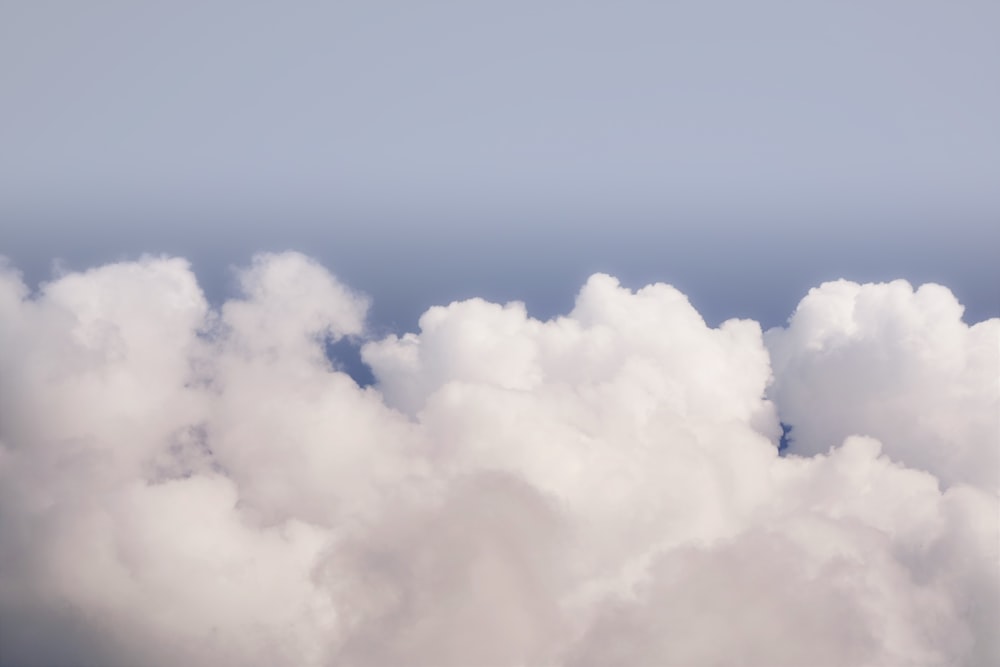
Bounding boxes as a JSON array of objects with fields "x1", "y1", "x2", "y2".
[
  {"x1": 765, "y1": 279, "x2": 1000, "y2": 490},
  {"x1": 0, "y1": 254, "x2": 996, "y2": 666}
]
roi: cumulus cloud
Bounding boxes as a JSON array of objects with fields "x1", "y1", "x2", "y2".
[
  {"x1": 765, "y1": 279, "x2": 999, "y2": 490},
  {"x1": 0, "y1": 253, "x2": 996, "y2": 666}
]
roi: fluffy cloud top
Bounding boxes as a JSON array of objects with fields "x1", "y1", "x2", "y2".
[
  {"x1": 766, "y1": 279, "x2": 999, "y2": 490},
  {"x1": 0, "y1": 253, "x2": 996, "y2": 666}
]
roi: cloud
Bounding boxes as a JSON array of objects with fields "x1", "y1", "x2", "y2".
[
  {"x1": 0, "y1": 253, "x2": 996, "y2": 666},
  {"x1": 765, "y1": 279, "x2": 1000, "y2": 490}
]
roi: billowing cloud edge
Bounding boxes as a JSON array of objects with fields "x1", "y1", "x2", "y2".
[{"x1": 0, "y1": 252, "x2": 996, "y2": 667}]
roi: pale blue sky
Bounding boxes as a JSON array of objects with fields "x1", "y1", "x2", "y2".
[{"x1": 2, "y1": 0, "x2": 998, "y2": 328}]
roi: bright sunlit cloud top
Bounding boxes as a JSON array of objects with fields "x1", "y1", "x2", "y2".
[{"x1": 0, "y1": 253, "x2": 996, "y2": 666}]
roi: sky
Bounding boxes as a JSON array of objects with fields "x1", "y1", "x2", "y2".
[
  {"x1": 1, "y1": 2, "x2": 999, "y2": 666},
  {"x1": 2, "y1": 0, "x2": 998, "y2": 328}
]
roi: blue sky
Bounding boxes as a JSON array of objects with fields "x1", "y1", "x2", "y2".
[{"x1": 2, "y1": 0, "x2": 998, "y2": 328}]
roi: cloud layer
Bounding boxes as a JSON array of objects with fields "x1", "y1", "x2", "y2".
[{"x1": 0, "y1": 253, "x2": 996, "y2": 666}]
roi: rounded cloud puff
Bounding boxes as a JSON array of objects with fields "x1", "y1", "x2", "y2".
[
  {"x1": 766, "y1": 279, "x2": 999, "y2": 490},
  {"x1": 0, "y1": 254, "x2": 996, "y2": 666}
]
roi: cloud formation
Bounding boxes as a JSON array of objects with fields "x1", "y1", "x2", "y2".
[
  {"x1": 766, "y1": 279, "x2": 999, "y2": 490},
  {"x1": 0, "y1": 253, "x2": 996, "y2": 666}
]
